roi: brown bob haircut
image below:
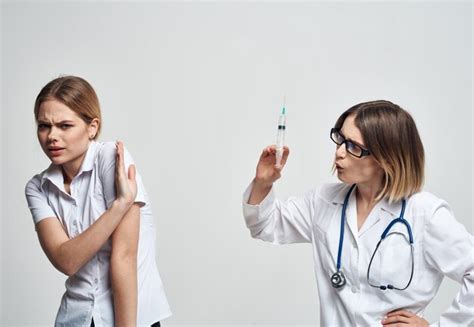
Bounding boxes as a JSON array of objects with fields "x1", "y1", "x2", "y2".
[
  {"x1": 34, "y1": 75, "x2": 102, "y2": 139},
  {"x1": 334, "y1": 100, "x2": 424, "y2": 203}
]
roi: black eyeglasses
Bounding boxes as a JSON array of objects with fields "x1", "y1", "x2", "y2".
[{"x1": 330, "y1": 128, "x2": 370, "y2": 158}]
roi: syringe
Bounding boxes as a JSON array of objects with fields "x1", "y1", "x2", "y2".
[{"x1": 275, "y1": 102, "x2": 286, "y2": 168}]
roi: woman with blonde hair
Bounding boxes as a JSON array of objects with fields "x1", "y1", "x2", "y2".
[
  {"x1": 25, "y1": 76, "x2": 171, "y2": 326},
  {"x1": 243, "y1": 100, "x2": 473, "y2": 326}
]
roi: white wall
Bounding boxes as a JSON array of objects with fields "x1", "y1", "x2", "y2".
[{"x1": 1, "y1": 2, "x2": 472, "y2": 326}]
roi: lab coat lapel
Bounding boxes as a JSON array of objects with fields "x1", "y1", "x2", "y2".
[
  {"x1": 359, "y1": 198, "x2": 401, "y2": 237},
  {"x1": 358, "y1": 204, "x2": 383, "y2": 237},
  {"x1": 345, "y1": 189, "x2": 359, "y2": 242}
]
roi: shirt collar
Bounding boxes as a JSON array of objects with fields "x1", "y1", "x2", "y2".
[
  {"x1": 331, "y1": 183, "x2": 402, "y2": 218},
  {"x1": 41, "y1": 141, "x2": 98, "y2": 189},
  {"x1": 78, "y1": 141, "x2": 98, "y2": 174},
  {"x1": 331, "y1": 183, "x2": 355, "y2": 205}
]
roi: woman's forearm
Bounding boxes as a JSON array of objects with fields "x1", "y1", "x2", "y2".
[
  {"x1": 55, "y1": 199, "x2": 132, "y2": 276},
  {"x1": 111, "y1": 254, "x2": 138, "y2": 326},
  {"x1": 110, "y1": 204, "x2": 140, "y2": 327},
  {"x1": 248, "y1": 179, "x2": 273, "y2": 205}
]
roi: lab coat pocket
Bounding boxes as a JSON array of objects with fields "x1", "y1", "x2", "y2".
[{"x1": 368, "y1": 228, "x2": 418, "y2": 289}]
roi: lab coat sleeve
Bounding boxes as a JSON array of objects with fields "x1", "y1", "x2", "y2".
[
  {"x1": 242, "y1": 180, "x2": 314, "y2": 244},
  {"x1": 422, "y1": 202, "x2": 474, "y2": 326}
]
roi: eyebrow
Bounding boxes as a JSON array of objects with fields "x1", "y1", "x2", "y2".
[
  {"x1": 339, "y1": 129, "x2": 367, "y2": 148},
  {"x1": 37, "y1": 120, "x2": 75, "y2": 125}
]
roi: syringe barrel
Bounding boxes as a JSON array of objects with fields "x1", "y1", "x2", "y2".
[
  {"x1": 278, "y1": 114, "x2": 286, "y2": 128},
  {"x1": 276, "y1": 115, "x2": 286, "y2": 166}
]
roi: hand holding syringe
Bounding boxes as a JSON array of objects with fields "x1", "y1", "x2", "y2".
[{"x1": 248, "y1": 101, "x2": 289, "y2": 204}]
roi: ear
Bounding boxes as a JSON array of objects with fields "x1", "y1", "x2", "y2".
[{"x1": 88, "y1": 118, "x2": 100, "y2": 139}]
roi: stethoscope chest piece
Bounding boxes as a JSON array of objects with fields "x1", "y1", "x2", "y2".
[{"x1": 331, "y1": 270, "x2": 346, "y2": 288}]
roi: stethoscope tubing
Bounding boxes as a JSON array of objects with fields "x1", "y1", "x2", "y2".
[{"x1": 332, "y1": 184, "x2": 415, "y2": 290}]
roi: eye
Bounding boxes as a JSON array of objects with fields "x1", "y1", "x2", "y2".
[
  {"x1": 37, "y1": 124, "x2": 50, "y2": 130},
  {"x1": 346, "y1": 141, "x2": 357, "y2": 152},
  {"x1": 60, "y1": 124, "x2": 73, "y2": 130}
]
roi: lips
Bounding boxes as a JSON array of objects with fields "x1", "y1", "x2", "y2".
[
  {"x1": 335, "y1": 163, "x2": 344, "y2": 170},
  {"x1": 48, "y1": 147, "x2": 65, "y2": 156}
]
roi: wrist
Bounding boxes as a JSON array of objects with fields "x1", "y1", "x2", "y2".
[
  {"x1": 112, "y1": 198, "x2": 133, "y2": 213},
  {"x1": 253, "y1": 178, "x2": 273, "y2": 190}
]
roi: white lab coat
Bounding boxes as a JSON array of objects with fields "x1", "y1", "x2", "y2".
[{"x1": 242, "y1": 182, "x2": 474, "y2": 326}]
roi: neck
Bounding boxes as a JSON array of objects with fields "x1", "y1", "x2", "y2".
[
  {"x1": 355, "y1": 181, "x2": 383, "y2": 208},
  {"x1": 61, "y1": 148, "x2": 88, "y2": 184},
  {"x1": 62, "y1": 162, "x2": 81, "y2": 184}
]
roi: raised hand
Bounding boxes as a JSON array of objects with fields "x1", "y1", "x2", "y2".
[
  {"x1": 114, "y1": 141, "x2": 137, "y2": 207},
  {"x1": 254, "y1": 145, "x2": 290, "y2": 188},
  {"x1": 248, "y1": 145, "x2": 290, "y2": 205}
]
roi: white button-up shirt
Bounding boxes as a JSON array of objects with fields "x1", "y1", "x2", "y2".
[
  {"x1": 25, "y1": 141, "x2": 172, "y2": 327},
  {"x1": 243, "y1": 182, "x2": 474, "y2": 326}
]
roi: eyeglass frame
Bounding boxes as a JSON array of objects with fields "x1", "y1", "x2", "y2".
[{"x1": 330, "y1": 128, "x2": 371, "y2": 158}]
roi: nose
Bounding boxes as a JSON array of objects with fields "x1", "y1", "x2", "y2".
[
  {"x1": 335, "y1": 142, "x2": 346, "y2": 159},
  {"x1": 47, "y1": 126, "x2": 59, "y2": 143}
]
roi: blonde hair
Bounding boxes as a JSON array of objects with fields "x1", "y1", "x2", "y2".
[
  {"x1": 34, "y1": 75, "x2": 102, "y2": 139},
  {"x1": 334, "y1": 100, "x2": 424, "y2": 202}
]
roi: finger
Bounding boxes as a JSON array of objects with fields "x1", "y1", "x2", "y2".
[
  {"x1": 260, "y1": 146, "x2": 277, "y2": 160},
  {"x1": 115, "y1": 141, "x2": 124, "y2": 172},
  {"x1": 387, "y1": 310, "x2": 415, "y2": 318},
  {"x1": 280, "y1": 146, "x2": 290, "y2": 165},
  {"x1": 382, "y1": 315, "x2": 411, "y2": 325},
  {"x1": 128, "y1": 164, "x2": 136, "y2": 181},
  {"x1": 266, "y1": 145, "x2": 276, "y2": 154}
]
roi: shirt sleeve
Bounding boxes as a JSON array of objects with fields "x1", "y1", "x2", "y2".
[
  {"x1": 422, "y1": 202, "x2": 474, "y2": 326},
  {"x1": 25, "y1": 176, "x2": 57, "y2": 227},
  {"x1": 98, "y1": 142, "x2": 148, "y2": 209},
  {"x1": 242, "y1": 180, "x2": 314, "y2": 244}
]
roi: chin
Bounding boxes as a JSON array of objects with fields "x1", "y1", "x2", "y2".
[
  {"x1": 49, "y1": 156, "x2": 68, "y2": 166},
  {"x1": 337, "y1": 172, "x2": 355, "y2": 185}
]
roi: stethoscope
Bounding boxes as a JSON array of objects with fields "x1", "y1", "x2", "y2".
[{"x1": 330, "y1": 184, "x2": 415, "y2": 291}]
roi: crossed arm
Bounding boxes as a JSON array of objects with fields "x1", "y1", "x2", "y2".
[{"x1": 34, "y1": 141, "x2": 140, "y2": 326}]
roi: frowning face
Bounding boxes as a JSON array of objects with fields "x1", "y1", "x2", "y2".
[{"x1": 36, "y1": 99, "x2": 98, "y2": 175}]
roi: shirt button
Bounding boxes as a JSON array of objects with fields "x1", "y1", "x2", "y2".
[
  {"x1": 94, "y1": 278, "x2": 98, "y2": 284},
  {"x1": 351, "y1": 286, "x2": 359, "y2": 293},
  {"x1": 73, "y1": 220, "x2": 77, "y2": 226}
]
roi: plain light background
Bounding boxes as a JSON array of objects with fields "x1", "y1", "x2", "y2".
[{"x1": 2, "y1": 2, "x2": 473, "y2": 326}]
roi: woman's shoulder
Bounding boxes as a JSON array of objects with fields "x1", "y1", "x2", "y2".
[
  {"x1": 407, "y1": 190, "x2": 449, "y2": 216},
  {"x1": 25, "y1": 173, "x2": 43, "y2": 191},
  {"x1": 93, "y1": 141, "x2": 117, "y2": 166},
  {"x1": 95, "y1": 141, "x2": 117, "y2": 155},
  {"x1": 312, "y1": 182, "x2": 352, "y2": 205},
  {"x1": 25, "y1": 165, "x2": 55, "y2": 191}
]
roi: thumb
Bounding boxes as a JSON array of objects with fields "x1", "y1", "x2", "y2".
[
  {"x1": 281, "y1": 146, "x2": 290, "y2": 165},
  {"x1": 128, "y1": 164, "x2": 136, "y2": 181}
]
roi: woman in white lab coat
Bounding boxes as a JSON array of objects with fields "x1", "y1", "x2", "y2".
[
  {"x1": 25, "y1": 76, "x2": 171, "y2": 326},
  {"x1": 243, "y1": 100, "x2": 473, "y2": 326}
]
